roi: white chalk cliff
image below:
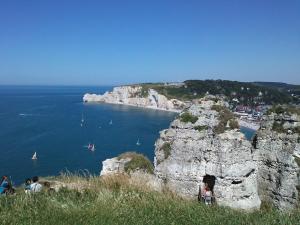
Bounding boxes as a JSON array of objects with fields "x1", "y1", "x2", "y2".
[
  {"x1": 83, "y1": 86, "x2": 186, "y2": 112},
  {"x1": 154, "y1": 100, "x2": 261, "y2": 210},
  {"x1": 98, "y1": 94, "x2": 300, "y2": 210},
  {"x1": 154, "y1": 100, "x2": 300, "y2": 210}
]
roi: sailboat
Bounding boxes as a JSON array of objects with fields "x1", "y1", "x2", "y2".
[
  {"x1": 109, "y1": 120, "x2": 113, "y2": 125},
  {"x1": 136, "y1": 139, "x2": 141, "y2": 146},
  {"x1": 32, "y1": 152, "x2": 37, "y2": 160},
  {"x1": 90, "y1": 144, "x2": 95, "y2": 152}
]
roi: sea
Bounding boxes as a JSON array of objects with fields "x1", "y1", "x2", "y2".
[{"x1": 0, "y1": 86, "x2": 255, "y2": 185}]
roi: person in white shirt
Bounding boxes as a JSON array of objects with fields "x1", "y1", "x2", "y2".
[{"x1": 30, "y1": 176, "x2": 42, "y2": 193}]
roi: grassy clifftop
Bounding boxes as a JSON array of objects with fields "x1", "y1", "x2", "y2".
[
  {"x1": 136, "y1": 80, "x2": 299, "y2": 105},
  {"x1": 0, "y1": 174, "x2": 300, "y2": 225}
]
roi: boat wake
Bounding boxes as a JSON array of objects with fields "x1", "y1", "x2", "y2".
[{"x1": 19, "y1": 113, "x2": 34, "y2": 117}]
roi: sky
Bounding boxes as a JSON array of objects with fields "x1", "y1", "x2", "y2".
[{"x1": 0, "y1": 0, "x2": 299, "y2": 85}]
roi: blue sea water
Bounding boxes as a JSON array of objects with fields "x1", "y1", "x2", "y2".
[{"x1": 0, "y1": 86, "x2": 255, "y2": 185}]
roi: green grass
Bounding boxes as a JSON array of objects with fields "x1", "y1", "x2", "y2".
[
  {"x1": 117, "y1": 152, "x2": 154, "y2": 174},
  {"x1": 180, "y1": 112, "x2": 198, "y2": 124},
  {"x1": 0, "y1": 175, "x2": 300, "y2": 225}
]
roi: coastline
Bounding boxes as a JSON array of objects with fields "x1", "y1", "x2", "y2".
[
  {"x1": 238, "y1": 119, "x2": 260, "y2": 131},
  {"x1": 83, "y1": 99, "x2": 182, "y2": 113}
]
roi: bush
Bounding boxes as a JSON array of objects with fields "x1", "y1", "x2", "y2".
[
  {"x1": 229, "y1": 119, "x2": 239, "y2": 129},
  {"x1": 194, "y1": 125, "x2": 208, "y2": 132},
  {"x1": 180, "y1": 112, "x2": 198, "y2": 124},
  {"x1": 211, "y1": 104, "x2": 224, "y2": 112},
  {"x1": 118, "y1": 152, "x2": 154, "y2": 174},
  {"x1": 272, "y1": 121, "x2": 285, "y2": 133},
  {"x1": 211, "y1": 105, "x2": 236, "y2": 134},
  {"x1": 161, "y1": 142, "x2": 172, "y2": 160}
]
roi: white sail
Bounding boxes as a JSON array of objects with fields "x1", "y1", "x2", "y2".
[
  {"x1": 136, "y1": 139, "x2": 141, "y2": 146},
  {"x1": 32, "y1": 152, "x2": 37, "y2": 160},
  {"x1": 91, "y1": 144, "x2": 95, "y2": 151},
  {"x1": 109, "y1": 120, "x2": 113, "y2": 125}
]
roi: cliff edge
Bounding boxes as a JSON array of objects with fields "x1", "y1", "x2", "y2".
[{"x1": 83, "y1": 85, "x2": 186, "y2": 112}]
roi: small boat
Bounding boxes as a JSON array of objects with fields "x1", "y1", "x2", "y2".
[
  {"x1": 90, "y1": 144, "x2": 95, "y2": 152},
  {"x1": 81, "y1": 113, "x2": 85, "y2": 123},
  {"x1": 109, "y1": 120, "x2": 113, "y2": 125},
  {"x1": 32, "y1": 152, "x2": 37, "y2": 160},
  {"x1": 136, "y1": 139, "x2": 141, "y2": 146}
]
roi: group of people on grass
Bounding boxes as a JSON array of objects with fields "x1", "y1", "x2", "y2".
[
  {"x1": 0, "y1": 175, "x2": 44, "y2": 195},
  {"x1": 2, "y1": 174, "x2": 215, "y2": 205}
]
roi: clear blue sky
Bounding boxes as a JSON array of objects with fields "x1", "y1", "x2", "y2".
[{"x1": 0, "y1": 0, "x2": 299, "y2": 85}]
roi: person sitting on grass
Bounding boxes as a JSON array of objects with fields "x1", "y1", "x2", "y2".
[
  {"x1": 199, "y1": 183, "x2": 213, "y2": 205},
  {"x1": 0, "y1": 175, "x2": 9, "y2": 195},
  {"x1": 24, "y1": 178, "x2": 32, "y2": 193},
  {"x1": 30, "y1": 176, "x2": 42, "y2": 193},
  {"x1": 0, "y1": 175, "x2": 15, "y2": 195}
]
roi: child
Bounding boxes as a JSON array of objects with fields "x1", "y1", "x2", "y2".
[
  {"x1": 24, "y1": 178, "x2": 32, "y2": 194},
  {"x1": 202, "y1": 183, "x2": 213, "y2": 205}
]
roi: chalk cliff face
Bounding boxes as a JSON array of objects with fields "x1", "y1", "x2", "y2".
[
  {"x1": 83, "y1": 86, "x2": 186, "y2": 112},
  {"x1": 97, "y1": 95, "x2": 300, "y2": 210},
  {"x1": 154, "y1": 99, "x2": 261, "y2": 210},
  {"x1": 254, "y1": 112, "x2": 300, "y2": 210},
  {"x1": 154, "y1": 99, "x2": 300, "y2": 210}
]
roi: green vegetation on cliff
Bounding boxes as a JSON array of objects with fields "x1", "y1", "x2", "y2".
[
  {"x1": 211, "y1": 105, "x2": 239, "y2": 134},
  {"x1": 0, "y1": 174, "x2": 299, "y2": 225},
  {"x1": 117, "y1": 152, "x2": 154, "y2": 174},
  {"x1": 139, "y1": 80, "x2": 299, "y2": 105}
]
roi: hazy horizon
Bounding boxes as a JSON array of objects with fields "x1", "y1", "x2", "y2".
[
  {"x1": 0, "y1": 79, "x2": 299, "y2": 86},
  {"x1": 1, "y1": 1, "x2": 299, "y2": 85}
]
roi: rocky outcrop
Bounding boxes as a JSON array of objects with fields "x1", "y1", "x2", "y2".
[
  {"x1": 98, "y1": 97, "x2": 300, "y2": 210},
  {"x1": 254, "y1": 112, "x2": 300, "y2": 210},
  {"x1": 154, "y1": 99, "x2": 300, "y2": 210},
  {"x1": 100, "y1": 157, "x2": 132, "y2": 176},
  {"x1": 154, "y1": 99, "x2": 261, "y2": 210},
  {"x1": 100, "y1": 153, "x2": 162, "y2": 191},
  {"x1": 83, "y1": 86, "x2": 186, "y2": 112}
]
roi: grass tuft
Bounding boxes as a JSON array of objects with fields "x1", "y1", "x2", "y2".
[{"x1": 118, "y1": 152, "x2": 154, "y2": 174}]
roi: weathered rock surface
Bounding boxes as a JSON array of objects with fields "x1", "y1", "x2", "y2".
[
  {"x1": 98, "y1": 98, "x2": 300, "y2": 210},
  {"x1": 100, "y1": 157, "x2": 131, "y2": 176},
  {"x1": 154, "y1": 99, "x2": 261, "y2": 210},
  {"x1": 100, "y1": 155, "x2": 163, "y2": 191},
  {"x1": 83, "y1": 85, "x2": 186, "y2": 112},
  {"x1": 154, "y1": 99, "x2": 300, "y2": 210},
  {"x1": 254, "y1": 112, "x2": 300, "y2": 210}
]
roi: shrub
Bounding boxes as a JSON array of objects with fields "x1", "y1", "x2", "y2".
[
  {"x1": 272, "y1": 121, "x2": 285, "y2": 133},
  {"x1": 180, "y1": 112, "x2": 198, "y2": 124},
  {"x1": 211, "y1": 105, "x2": 236, "y2": 134},
  {"x1": 118, "y1": 152, "x2": 154, "y2": 174},
  {"x1": 229, "y1": 119, "x2": 239, "y2": 129},
  {"x1": 211, "y1": 104, "x2": 224, "y2": 112},
  {"x1": 194, "y1": 125, "x2": 208, "y2": 132},
  {"x1": 161, "y1": 142, "x2": 172, "y2": 160}
]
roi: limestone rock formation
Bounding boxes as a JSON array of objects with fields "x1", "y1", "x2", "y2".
[
  {"x1": 255, "y1": 111, "x2": 300, "y2": 210},
  {"x1": 100, "y1": 154, "x2": 162, "y2": 191},
  {"x1": 83, "y1": 85, "x2": 186, "y2": 112},
  {"x1": 100, "y1": 157, "x2": 131, "y2": 176},
  {"x1": 154, "y1": 101, "x2": 300, "y2": 210},
  {"x1": 154, "y1": 99, "x2": 261, "y2": 210}
]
